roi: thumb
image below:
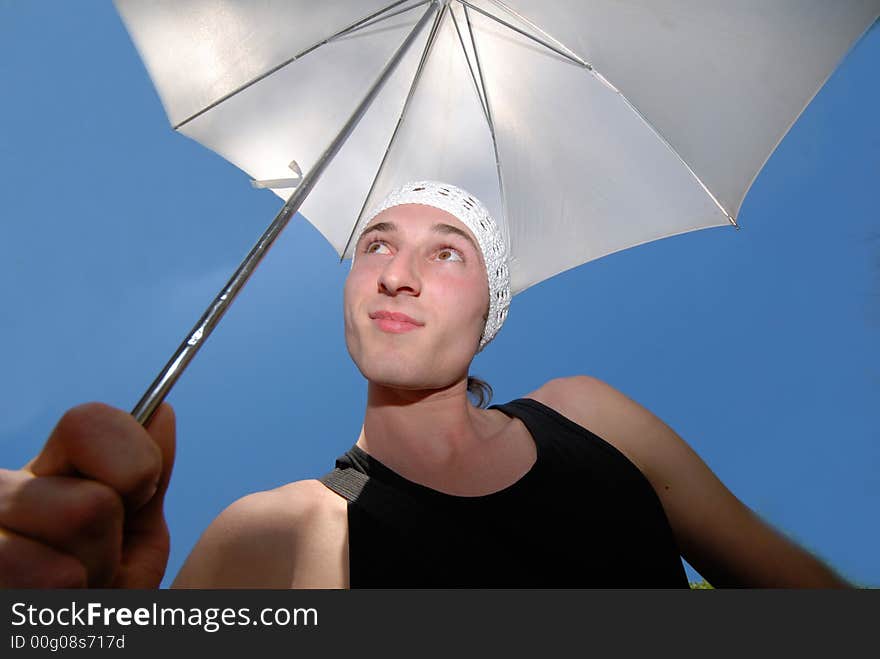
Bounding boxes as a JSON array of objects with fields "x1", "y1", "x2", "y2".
[
  {"x1": 142, "y1": 403, "x2": 177, "y2": 507},
  {"x1": 112, "y1": 403, "x2": 177, "y2": 588}
]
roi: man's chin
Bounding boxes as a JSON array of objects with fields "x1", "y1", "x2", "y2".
[
  {"x1": 358, "y1": 361, "x2": 452, "y2": 393},
  {"x1": 364, "y1": 369, "x2": 431, "y2": 391}
]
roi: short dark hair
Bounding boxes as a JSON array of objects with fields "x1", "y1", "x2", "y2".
[{"x1": 467, "y1": 375, "x2": 493, "y2": 408}]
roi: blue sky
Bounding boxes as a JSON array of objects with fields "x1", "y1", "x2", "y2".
[{"x1": 1, "y1": 4, "x2": 877, "y2": 588}]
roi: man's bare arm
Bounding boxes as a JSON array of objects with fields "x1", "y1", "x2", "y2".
[
  {"x1": 172, "y1": 481, "x2": 323, "y2": 589},
  {"x1": 542, "y1": 376, "x2": 851, "y2": 588}
]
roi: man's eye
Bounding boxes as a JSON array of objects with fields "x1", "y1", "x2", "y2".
[
  {"x1": 365, "y1": 241, "x2": 389, "y2": 254},
  {"x1": 436, "y1": 247, "x2": 463, "y2": 262}
]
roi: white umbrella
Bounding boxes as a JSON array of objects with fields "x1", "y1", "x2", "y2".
[{"x1": 113, "y1": 0, "x2": 880, "y2": 423}]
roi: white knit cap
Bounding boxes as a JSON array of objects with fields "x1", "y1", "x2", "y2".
[{"x1": 353, "y1": 180, "x2": 510, "y2": 352}]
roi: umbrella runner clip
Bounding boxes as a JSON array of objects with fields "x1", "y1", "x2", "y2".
[{"x1": 251, "y1": 160, "x2": 304, "y2": 190}]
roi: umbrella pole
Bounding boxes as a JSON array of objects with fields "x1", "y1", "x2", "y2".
[{"x1": 131, "y1": 1, "x2": 440, "y2": 426}]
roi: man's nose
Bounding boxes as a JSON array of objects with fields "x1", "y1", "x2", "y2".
[{"x1": 378, "y1": 250, "x2": 421, "y2": 296}]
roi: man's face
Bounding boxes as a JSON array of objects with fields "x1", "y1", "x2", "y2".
[{"x1": 343, "y1": 203, "x2": 489, "y2": 391}]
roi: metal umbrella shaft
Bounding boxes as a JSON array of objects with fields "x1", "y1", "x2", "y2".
[{"x1": 131, "y1": 1, "x2": 439, "y2": 426}]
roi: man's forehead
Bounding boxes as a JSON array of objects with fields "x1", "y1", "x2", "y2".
[
  {"x1": 357, "y1": 204, "x2": 479, "y2": 248},
  {"x1": 369, "y1": 203, "x2": 467, "y2": 229}
]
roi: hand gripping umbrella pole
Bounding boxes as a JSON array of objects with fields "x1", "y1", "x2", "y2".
[{"x1": 131, "y1": 1, "x2": 440, "y2": 426}]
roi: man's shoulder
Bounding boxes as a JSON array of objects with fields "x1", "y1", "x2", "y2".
[
  {"x1": 228, "y1": 478, "x2": 343, "y2": 525},
  {"x1": 225, "y1": 479, "x2": 347, "y2": 547},
  {"x1": 172, "y1": 479, "x2": 344, "y2": 588},
  {"x1": 527, "y1": 374, "x2": 604, "y2": 400},
  {"x1": 525, "y1": 375, "x2": 623, "y2": 422},
  {"x1": 523, "y1": 375, "x2": 662, "y2": 471}
]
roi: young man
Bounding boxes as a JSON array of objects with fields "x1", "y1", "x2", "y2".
[{"x1": 0, "y1": 182, "x2": 850, "y2": 589}]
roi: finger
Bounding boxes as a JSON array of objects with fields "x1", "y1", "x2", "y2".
[
  {"x1": 0, "y1": 469, "x2": 123, "y2": 587},
  {"x1": 122, "y1": 403, "x2": 176, "y2": 542},
  {"x1": 113, "y1": 403, "x2": 176, "y2": 588},
  {"x1": 0, "y1": 528, "x2": 87, "y2": 588},
  {"x1": 113, "y1": 517, "x2": 170, "y2": 589},
  {"x1": 27, "y1": 402, "x2": 162, "y2": 511},
  {"x1": 143, "y1": 402, "x2": 176, "y2": 508}
]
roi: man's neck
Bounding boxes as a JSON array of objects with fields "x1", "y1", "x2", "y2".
[{"x1": 356, "y1": 379, "x2": 503, "y2": 479}]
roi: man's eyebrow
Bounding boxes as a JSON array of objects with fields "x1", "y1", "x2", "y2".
[
  {"x1": 357, "y1": 220, "x2": 478, "y2": 253},
  {"x1": 357, "y1": 221, "x2": 396, "y2": 243},
  {"x1": 431, "y1": 223, "x2": 478, "y2": 253},
  {"x1": 358, "y1": 222, "x2": 397, "y2": 244}
]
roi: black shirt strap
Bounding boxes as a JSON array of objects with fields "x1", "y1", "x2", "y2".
[{"x1": 318, "y1": 467, "x2": 440, "y2": 533}]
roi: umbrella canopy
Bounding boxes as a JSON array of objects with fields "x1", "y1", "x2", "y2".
[
  {"x1": 113, "y1": 1, "x2": 879, "y2": 424},
  {"x1": 115, "y1": 0, "x2": 879, "y2": 294}
]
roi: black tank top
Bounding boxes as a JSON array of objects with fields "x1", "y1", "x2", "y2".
[{"x1": 324, "y1": 398, "x2": 689, "y2": 588}]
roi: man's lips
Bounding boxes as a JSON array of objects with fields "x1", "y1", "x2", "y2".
[{"x1": 369, "y1": 310, "x2": 424, "y2": 333}]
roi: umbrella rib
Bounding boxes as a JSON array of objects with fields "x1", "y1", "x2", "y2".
[
  {"x1": 336, "y1": 0, "x2": 431, "y2": 39},
  {"x1": 172, "y1": 0, "x2": 431, "y2": 130},
  {"x1": 590, "y1": 67, "x2": 738, "y2": 227},
  {"x1": 486, "y1": 0, "x2": 589, "y2": 67},
  {"x1": 449, "y1": 7, "x2": 490, "y2": 125},
  {"x1": 338, "y1": 3, "x2": 447, "y2": 262},
  {"x1": 463, "y1": 7, "x2": 493, "y2": 136},
  {"x1": 464, "y1": 0, "x2": 737, "y2": 226},
  {"x1": 462, "y1": 4, "x2": 509, "y2": 246},
  {"x1": 624, "y1": 88, "x2": 739, "y2": 229},
  {"x1": 455, "y1": 0, "x2": 590, "y2": 70}
]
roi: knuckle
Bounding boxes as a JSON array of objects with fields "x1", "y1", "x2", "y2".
[
  {"x1": 67, "y1": 482, "x2": 124, "y2": 538},
  {"x1": 117, "y1": 441, "x2": 163, "y2": 507},
  {"x1": 136, "y1": 440, "x2": 163, "y2": 487},
  {"x1": 56, "y1": 402, "x2": 116, "y2": 440},
  {"x1": 55, "y1": 403, "x2": 161, "y2": 498},
  {"x1": 0, "y1": 532, "x2": 87, "y2": 588}
]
